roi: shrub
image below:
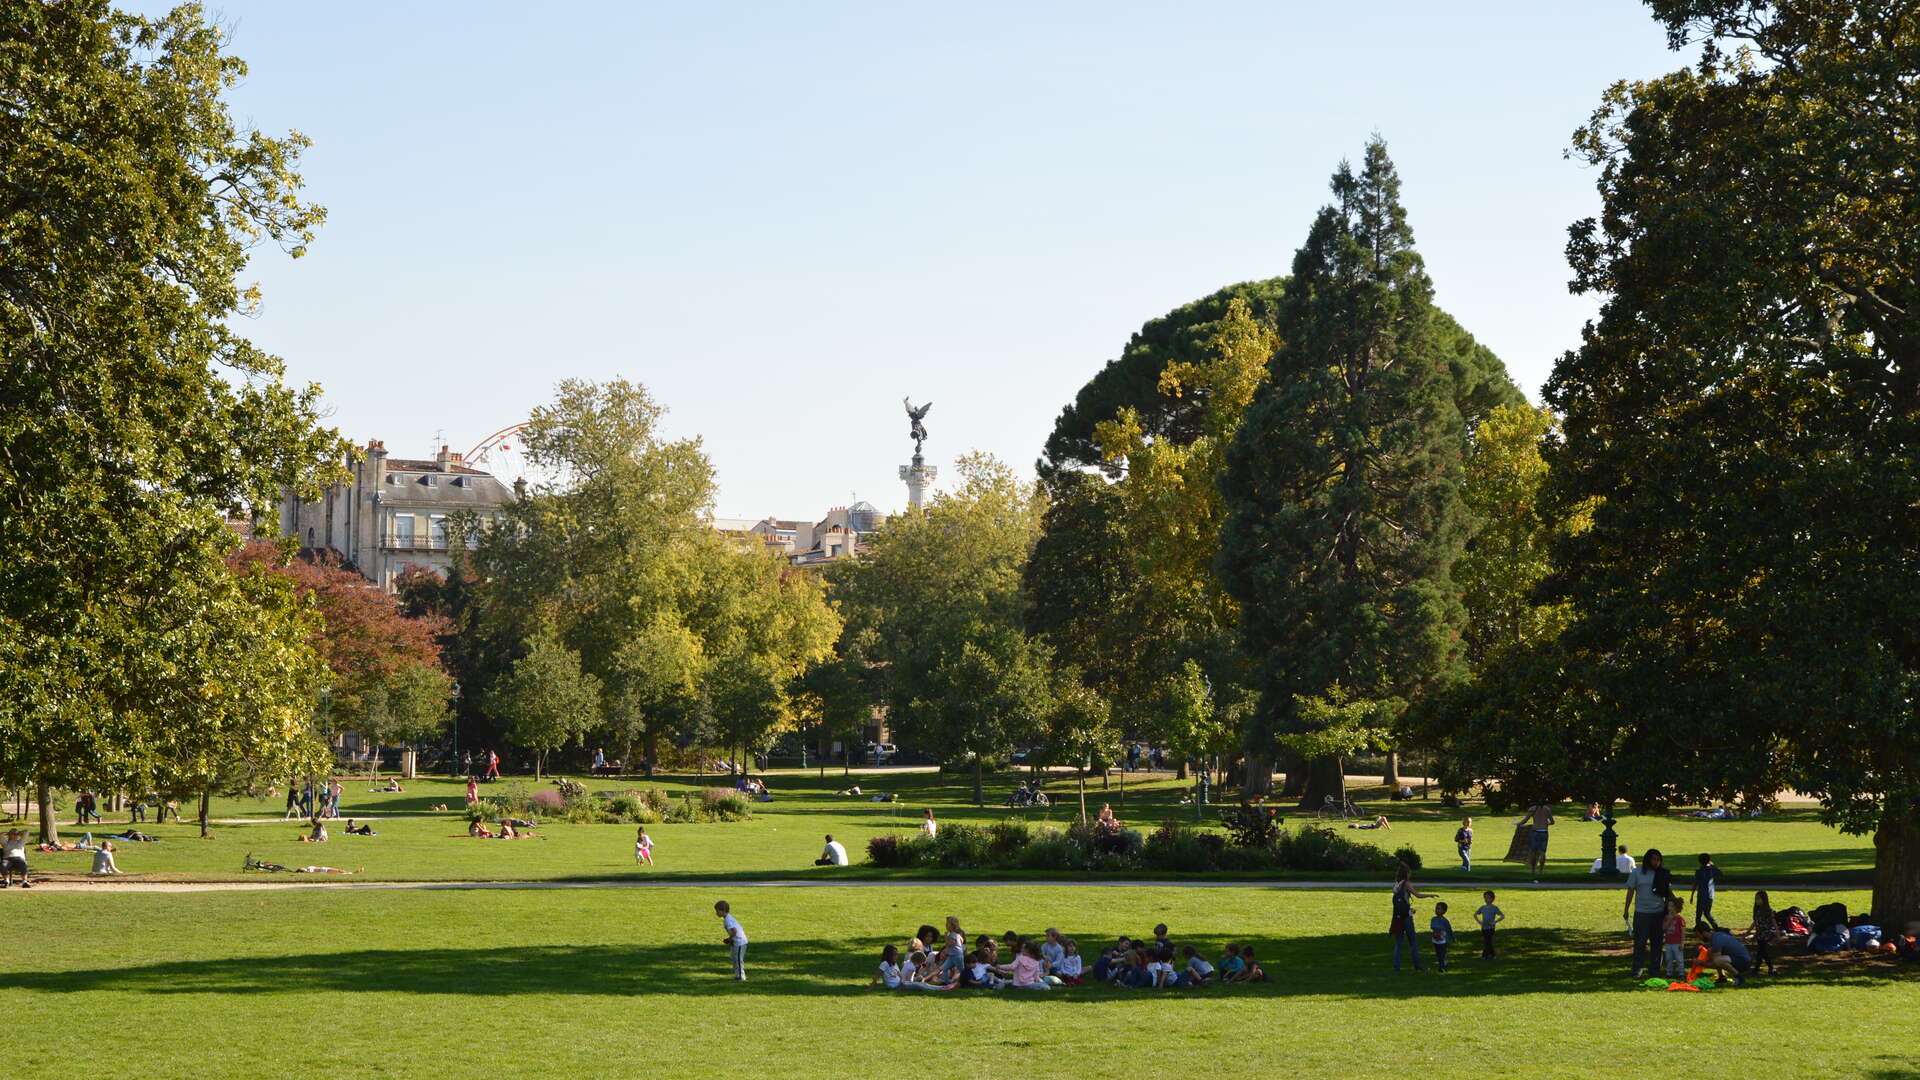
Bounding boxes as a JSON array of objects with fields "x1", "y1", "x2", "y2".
[
  {"x1": 988, "y1": 819, "x2": 1031, "y2": 854},
  {"x1": 1143, "y1": 821, "x2": 1219, "y2": 872},
  {"x1": 930, "y1": 823, "x2": 993, "y2": 869},
  {"x1": 530, "y1": 788, "x2": 566, "y2": 813},
  {"x1": 867, "y1": 833, "x2": 913, "y2": 868},
  {"x1": 1216, "y1": 844, "x2": 1278, "y2": 872},
  {"x1": 602, "y1": 793, "x2": 644, "y2": 821},
  {"x1": 1221, "y1": 803, "x2": 1284, "y2": 849},
  {"x1": 463, "y1": 804, "x2": 491, "y2": 824},
  {"x1": 639, "y1": 787, "x2": 670, "y2": 814},
  {"x1": 1273, "y1": 825, "x2": 1399, "y2": 872},
  {"x1": 664, "y1": 794, "x2": 698, "y2": 824},
  {"x1": 699, "y1": 788, "x2": 752, "y2": 822},
  {"x1": 1393, "y1": 845, "x2": 1423, "y2": 872},
  {"x1": 1015, "y1": 835, "x2": 1076, "y2": 871},
  {"x1": 488, "y1": 786, "x2": 540, "y2": 820}
]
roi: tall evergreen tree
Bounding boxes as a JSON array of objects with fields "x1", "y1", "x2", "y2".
[{"x1": 1217, "y1": 138, "x2": 1472, "y2": 805}]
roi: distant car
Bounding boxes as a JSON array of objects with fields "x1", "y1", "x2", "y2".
[
  {"x1": 865, "y1": 743, "x2": 897, "y2": 764},
  {"x1": 1010, "y1": 747, "x2": 1041, "y2": 764}
]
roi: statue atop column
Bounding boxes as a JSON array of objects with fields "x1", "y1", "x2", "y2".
[
  {"x1": 903, "y1": 398, "x2": 932, "y2": 457},
  {"x1": 899, "y1": 397, "x2": 937, "y2": 511}
]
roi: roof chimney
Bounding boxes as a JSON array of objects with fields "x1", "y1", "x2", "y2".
[{"x1": 436, "y1": 444, "x2": 453, "y2": 471}]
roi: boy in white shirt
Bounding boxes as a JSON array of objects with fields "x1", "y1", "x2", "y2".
[
  {"x1": 715, "y1": 900, "x2": 748, "y2": 980},
  {"x1": 1146, "y1": 946, "x2": 1177, "y2": 988}
]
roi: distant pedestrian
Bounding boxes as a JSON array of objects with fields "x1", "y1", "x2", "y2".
[
  {"x1": 716, "y1": 900, "x2": 747, "y2": 980},
  {"x1": 1689, "y1": 853, "x2": 1723, "y2": 930},
  {"x1": 1454, "y1": 817, "x2": 1474, "y2": 871},
  {"x1": 1475, "y1": 890, "x2": 1504, "y2": 959},
  {"x1": 1519, "y1": 803, "x2": 1555, "y2": 881},
  {"x1": 485, "y1": 750, "x2": 500, "y2": 780},
  {"x1": 591, "y1": 747, "x2": 606, "y2": 773}
]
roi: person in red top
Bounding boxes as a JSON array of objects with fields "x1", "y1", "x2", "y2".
[
  {"x1": 485, "y1": 750, "x2": 500, "y2": 780},
  {"x1": 465, "y1": 778, "x2": 478, "y2": 805},
  {"x1": 1662, "y1": 897, "x2": 1688, "y2": 979}
]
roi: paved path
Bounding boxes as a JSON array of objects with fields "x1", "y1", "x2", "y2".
[{"x1": 16, "y1": 876, "x2": 1860, "y2": 894}]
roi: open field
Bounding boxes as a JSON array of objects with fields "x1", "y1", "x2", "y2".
[
  {"x1": 11, "y1": 771, "x2": 1876, "y2": 885},
  {"x1": 1, "y1": 884, "x2": 1911, "y2": 1080}
]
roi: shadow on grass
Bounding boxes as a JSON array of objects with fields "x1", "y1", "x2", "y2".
[{"x1": 8, "y1": 930, "x2": 1912, "y2": 1000}]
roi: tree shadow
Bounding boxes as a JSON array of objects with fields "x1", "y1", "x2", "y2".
[{"x1": 9, "y1": 929, "x2": 1909, "y2": 1000}]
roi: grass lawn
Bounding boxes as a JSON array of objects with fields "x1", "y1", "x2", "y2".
[
  {"x1": 14, "y1": 770, "x2": 1876, "y2": 885},
  {"x1": 1, "y1": 885, "x2": 1911, "y2": 1079}
]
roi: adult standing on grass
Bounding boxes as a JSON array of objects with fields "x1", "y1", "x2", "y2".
[
  {"x1": 1519, "y1": 803, "x2": 1555, "y2": 881},
  {"x1": 1390, "y1": 862, "x2": 1437, "y2": 972},
  {"x1": 716, "y1": 900, "x2": 748, "y2": 981},
  {"x1": 1622, "y1": 848, "x2": 1674, "y2": 978}
]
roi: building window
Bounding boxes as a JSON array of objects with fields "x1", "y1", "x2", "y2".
[
  {"x1": 430, "y1": 515, "x2": 448, "y2": 548},
  {"x1": 393, "y1": 513, "x2": 415, "y2": 546}
]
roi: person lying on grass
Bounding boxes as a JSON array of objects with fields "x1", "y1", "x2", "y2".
[
  {"x1": 295, "y1": 865, "x2": 360, "y2": 874},
  {"x1": 342, "y1": 820, "x2": 376, "y2": 836},
  {"x1": 1348, "y1": 815, "x2": 1391, "y2": 831}
]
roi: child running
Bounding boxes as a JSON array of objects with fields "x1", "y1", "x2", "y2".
[{"x1": 634, "y1": 827, "x2": 653, "y2": 866}]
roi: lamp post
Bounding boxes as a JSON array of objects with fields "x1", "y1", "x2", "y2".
[
  {"x1": 449, "y1": 681, "x2": 461, "y2": 777},
  {"x1": 1597, "y1": 801, "x2": 1622, "y2": 877}
]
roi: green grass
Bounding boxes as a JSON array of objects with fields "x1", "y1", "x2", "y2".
[
  {"x1": 1, "y1": 884, "x2": 1912, "y2": 1079},
  {"x1": 17, "y1": 770, "x2": 1875, "y2": 885}
]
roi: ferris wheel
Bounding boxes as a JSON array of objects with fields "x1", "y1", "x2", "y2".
[{"x1": 463, "y1": 423, "x2": 540, "y2": 489}]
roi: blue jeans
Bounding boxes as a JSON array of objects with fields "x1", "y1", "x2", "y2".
[
  {"x1": 1393, "y1": 920, "x2": 1423, "y2": 971},
  {"x1": 1458, "y1": 844, "x2": 1471, "y2": 870},
  {"x1": 1696, "y1": 895, "x2": 1721, "y2": 930},
  {"x1": 729, "y1": 942, "x2": 747, "y2": 979}
]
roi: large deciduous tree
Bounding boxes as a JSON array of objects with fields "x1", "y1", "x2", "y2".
[
  {"x1": 832, "y1": 454, "x2": 1050, "y2": 805},
  {"x1": 1217, "y1": 138, "x2": 1485, "y2": 807},
  {"x1": 1516, "y1": 0, "x2": 1920, "y2": 923},
  {"x1": 0, "y1": 2, "x2": 345, "y2": 839},
  {"x1": 485, "y1": 626, "x2": 602, "y2": 780}
]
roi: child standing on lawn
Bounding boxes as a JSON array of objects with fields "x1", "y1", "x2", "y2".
[
  {"x1": 634, "y1": 827, "x2": 653, "y2": 866},
  {"x1": 716, "y1": 900, "x2": 747, "y2": 981},
  {"x1": 1662, "y1": 897, "x2": 1688, "y2": 978},
  {"x1": 1455, "y1": 817, "x2": 1474, "y2": 871},
  {"x1": 1690, "y1": 853, "x2": 1723, "y2": 930},
  {"x1": 1430, "y1": 902, "x2": 1455, "y2": 972},
  {"x1": 1475, "y1": 891, "x2": 1504, "y2": 959}
]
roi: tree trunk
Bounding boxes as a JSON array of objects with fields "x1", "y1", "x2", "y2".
[
  {"x1": 1242, "y1": 752, "x2": 1274, "y2": 800},
  {"x1": 1299, "y1": 755, "x2": 1347, "y2": 811},
  {"x1": 643, "y1": 727, "x2": 658, "y2": 777},
  {"x1": 35, "y1": 777, "x2": 57, "y2": 845},
  {"x1": 1078, "y1": 769, "x2": 1087, "y2": 822},
  {"x1": 1101, "y1": 768, "x2": 1109, "y2": 791},
  {"x1": 1176, "y1": 758, "x2": 1189, "y2": 781},
  {"x1": 1873, "y1": 814, "x2": 1920, "y2": 929},
  {"x1": 972, "y1": 755, "x2": 984, "y2": 808},
  {"x1": 199, "y1": 788, "x2": 212, "y2": 839},
  {"x1": 1279, "y1": 749, "x2": 1308, "y2": 798},
  {"x1": 1383, "y1": 748, "x2": 1401, "y2": 789},
  {"x1": 536, "y1": 751, "x2": 544, "y2": 781}
]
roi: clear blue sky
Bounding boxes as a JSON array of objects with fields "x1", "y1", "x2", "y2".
[{"x1": 175, "y1": 1, "x2": 1685, "y2": 518}]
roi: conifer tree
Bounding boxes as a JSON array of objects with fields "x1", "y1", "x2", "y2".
[{"x1": 1217, "y1": 138, "x2": 1470, "y2": 805}]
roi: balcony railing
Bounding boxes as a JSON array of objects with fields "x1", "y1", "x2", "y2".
[{"x1": 380, "y1": 536, "x2": 453, "y2": 552}]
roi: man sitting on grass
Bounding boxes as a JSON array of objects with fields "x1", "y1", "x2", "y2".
[
  {"x1": 2, "y1": 827, "x2": 32, "y2": 888},
  {"x1": 815, "y1": 834, "x2": 849, "y2": 866}
]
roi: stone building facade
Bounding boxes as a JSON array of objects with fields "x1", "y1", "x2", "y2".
[{"x1": 277, "y1": 440, "x2": 516, "y2": 591}]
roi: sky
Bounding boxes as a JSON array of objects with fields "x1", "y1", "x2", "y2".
[{"x1": 164, "y1": 1, "x2": 1687, "y2": 518}]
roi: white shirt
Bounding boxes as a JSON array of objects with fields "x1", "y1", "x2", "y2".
[
  {"x1": 723, "y1": 913, "x2": 747, "y2": 945},
  {"x1": 1058, "y1": 954, "x2": 1083, "y2": 977},
  {"x1": 1, "y1": 834, "x2": 24, "y2": 859},
  {"x1": 824, "y1": 840, "x2": 849, "y2": 866},
  {"x1": 1591, "y1": 853, "x2": 1636, "y2": 873},
  {"x1": 1187, "y1": 957, "x2": 1214, "y2": 978},
  {"x1": 921, "y1": 818, "x2": 938, "y2": 838},
  {"x1": 1147, "y1": 961, "x2": 1174, "y2": 986},
  {"x1": 877, "y1": 961, "x2": 902, "y2": 988}
]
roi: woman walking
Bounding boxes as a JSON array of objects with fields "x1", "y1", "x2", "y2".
[{"x1": 1391, "y1": 862, "x2": 1437, "y2": 972}]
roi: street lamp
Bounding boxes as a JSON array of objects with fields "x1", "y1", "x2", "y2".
[
  {"x1": 1598, "y1": 801, "x2": 1622, "y2": 877},
  {"x1": 449, "y1": 681, "x2": 462, "y2": 778}
]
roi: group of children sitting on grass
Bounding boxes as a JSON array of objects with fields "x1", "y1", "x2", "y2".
[{"x1": 869, "y1": 919, "x2": 1269, "y2": 991}]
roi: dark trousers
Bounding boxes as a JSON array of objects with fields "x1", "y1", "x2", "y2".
[
  {"x1": 1434, "y1": 942, "x2": 1450, "y2": 971},
  {"x1": 1481, "y1": 926, "x2": 1496, "y2": 959},
  {"x1": 1632, "y1": 910, "x2": 1666, "y2": 972},
  {"x1": 1696, "y1": 895, "x2": 1721, "y2": 930}
]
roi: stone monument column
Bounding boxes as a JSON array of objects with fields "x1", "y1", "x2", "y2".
[{"x1": 899, "y1": 452, "x2": 937, "y2": 511}]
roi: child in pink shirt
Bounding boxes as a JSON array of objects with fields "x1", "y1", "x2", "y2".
[{"x1": 1009, "y1": 941, "x2": 1049, "y2": 990}]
